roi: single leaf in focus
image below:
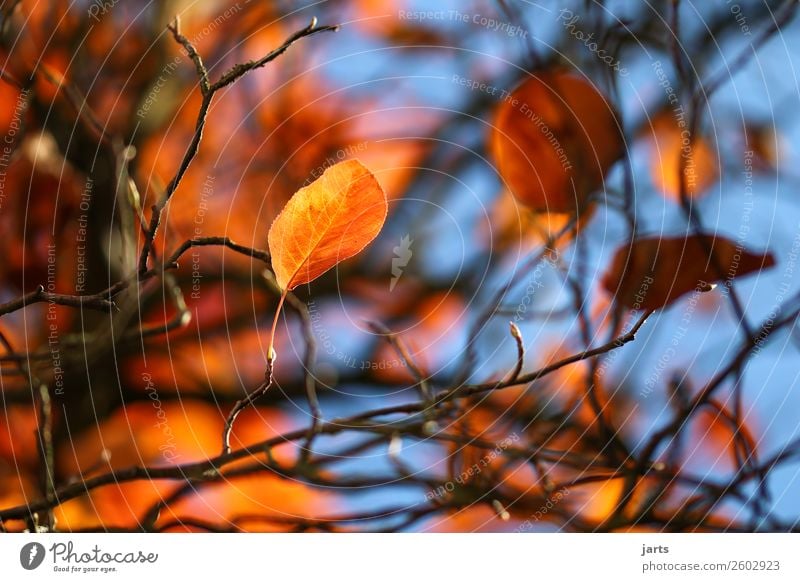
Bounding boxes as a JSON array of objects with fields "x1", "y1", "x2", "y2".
[
  {"x1": 268, "y1": 159, "x2": 387, "y2": 290},
  {"x1": 490, "y1": 71, "x2": 623, "y2": 214},
  {"x1": 602, "y1": 234, "x2": 776, "y2": 310}
]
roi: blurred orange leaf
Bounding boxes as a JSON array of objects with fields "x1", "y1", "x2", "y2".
[
  {"x1": 602, "y1": 234, "x2": 775, "y2": 310},
  {"x1": 490, "y1": 71, "x2": 623, "y2": 214},
  {"x1": 647, "y1": 112, "x2": 718, "y2": 200},
  {"x1": 268, "y1": 159, "x2": 387, "y2": 290}
]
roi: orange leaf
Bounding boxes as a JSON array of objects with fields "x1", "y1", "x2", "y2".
[
  {"x1": 602, "y1": 234, "x2": 776, "y2": 310},
  {"x1": 646, "y1": 112, "x2": 718, "y2": 200},
  {"x1": 268, "y1": 159, "x2": 388, "y2": 290},
  {"x1": 490, "y1": 71, "x2": 623, "y2": 214}
]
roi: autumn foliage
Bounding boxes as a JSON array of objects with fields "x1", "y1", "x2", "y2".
[
  {"x1": 0, "y1": 0, "x2": 797, "y2": 534},
  {"x1": 268, "y1": 159, "x2": 387, "y2": 292},
  {"x1": 490, "y1": 71, "x2": 624, "y2": 214}
]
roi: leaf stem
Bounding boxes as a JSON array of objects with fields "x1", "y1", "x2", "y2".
[{"x1": 269, "y1": 290, "x2": 288, "y2": 362}]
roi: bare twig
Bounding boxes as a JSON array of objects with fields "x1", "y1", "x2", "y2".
[
  {"x1": 137, "y1": 17, "x2": 338, "y2": 276},
  {"x1": 167, "y1": 16, "x2": 209, "y2": 94},
  {"x1": 506, "y1": 321, "x2": 524, "y2": 383},
  {"x1": 221, "y1": 373, "x2": 274, "y2": 455},
  {"x1": 0, "y1": 285, "x2": 114, "y2": 318},
  {"x1": 0, "y1": 331, "x2": 55, "y2": 529},
  {"x1": 367, "y1": 320, "x2": 432, "y2": 402},
  {"x1": 0, "y1": 306, "x2": 661, "y2": 522}
]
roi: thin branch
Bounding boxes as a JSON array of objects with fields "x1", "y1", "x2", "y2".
[
  {"x1": 506, "y1": 321, "x2": 524, "y2": 382},
  {"x1": 211, "y1": 17, "x2": 339, "y2": 92},
  {"x1": 0, "y1": 307, "x2": 659, "y2": 522},
  {"x1": 137, "y1": 17, "x2": 338, "y2": 276},
  {"x1": 0, "y1": 331, "x2": 55, "y2": 530},
  {"x1": 163, "y1": 236, "x2": 270, "y2": 268},
  {"x1": 0, "y1": 236, "x2": 269, "y2": 324},
  {"x1": 221, "y1": 374, "x2": 273, "y2": 456},
  {"x1": 455, "y1": 226, "x2": 573, "y2": 386},
  {"x1": 456, "y1": 309, "x2": 655, "y2": 399},
  {"x1": 37, "y1": 65, "x2": 112, "y2": 148},
  {"x1": 366, "y1": 320, "x2": 432, "y2": 402},
  {"x1": 167, "y1": 16, "x2": 209, "y2": 94},
  {"x1": 0, "y1": 285, "x2": 115, "y2": 318},
  {"x1": 698, "y1": 0, "x2": 798, "y2": 101},
  {"x1": 606, "y1": 303, "x2": 800, "y2": 529}
]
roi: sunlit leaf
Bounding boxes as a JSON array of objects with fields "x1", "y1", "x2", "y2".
[{"x1": 268, "y1": 159, "x2": 387, "y2": 290}]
